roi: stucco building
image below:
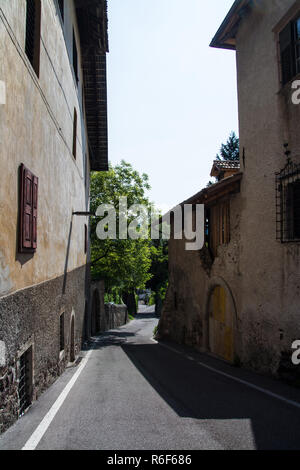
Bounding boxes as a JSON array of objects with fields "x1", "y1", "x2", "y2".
[
  {"x1": 159, "y1": 0, "x2": 300, "y2": 383},
  {"x1": 0, "y1": 0, "x2": 108, "y2": 432}
]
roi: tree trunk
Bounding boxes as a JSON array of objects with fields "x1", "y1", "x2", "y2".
[{"x1": 123, "y1": 289, "x2": 137, "y2": 316}]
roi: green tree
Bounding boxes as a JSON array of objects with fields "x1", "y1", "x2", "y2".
[
  {"x1": 90, "y1": 161, "x2": 153, "y2": 315},
  {"x1": 147, "y1": 239, "x2": 169, "y2": 315},
  {"x1": 216, "y1": 131, "x2": 240, "y2": 161}
]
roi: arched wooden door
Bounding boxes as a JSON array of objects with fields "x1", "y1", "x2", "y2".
[{"x1": 208, "y1": 286, "x2": 234, "y2": 363}]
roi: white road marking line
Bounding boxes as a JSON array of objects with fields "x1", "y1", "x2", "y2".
[
  {"x1": 22, "y1": 348, "x2": 94, "y2": 451},
  {"x1": 159, "y1": 342, "x2": 300, "y2": 410}
]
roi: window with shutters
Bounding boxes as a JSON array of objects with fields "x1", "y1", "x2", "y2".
[
  {"x1": 72, "y1": 108, "x2": 77, "y2": 159},
  {"x1": 276, "y1": 160, "x2": 300, "y2": 242},
  {"x1": 19, "y1": 164, "x2": 38, "y2": 253},
  {"x1": 279, "y1": 16, "x2": 300, "y2": 85},
  {"x1": 73, "y1": 29, "x2": 79, "y2": 84},
  {"x1": 25, "y1": 0, "x2": 41, "y2": 77}
]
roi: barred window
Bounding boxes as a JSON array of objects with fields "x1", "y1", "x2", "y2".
[
  {"x1": 276, "y1": 160, "x2": 300, "y2": 242},
  {"x1": 18, "y1": 347, "x2": 33, "y2": 417}
]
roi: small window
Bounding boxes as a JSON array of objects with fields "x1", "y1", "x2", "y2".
[
  {"x1": 279, "y1": 16, "x2": 300, "y2": 85},
  {"x1": 25, "y1": 0, "x2": 41, "y2": 77},
  {"x1": 72, "y1": 108, "x2": 77, "y2": 159},
  {"x1": 60, "y1": 313, "x2": 65, "y2": 352},
  {"x1": 18, "y1": 347, "x2": 33, "y2": 417},
  {"x1": 73, "y1": 29, "x2": 79, "y2": 84},
  {"x1": 19, "y1": 164, "x2": 38, "y2": 253},
  {"x1": 84, "y1": 224, "x2": 88, "y2": 254},
  {"x1": 276, "y1": 161, "x2": 300, "y2": 242},
  {"x1": 207, "y1": 200, "x2": 230, "y2": 258},
  {"x1": 58, "y1": 0, "x2": 64, "y2": 22}
]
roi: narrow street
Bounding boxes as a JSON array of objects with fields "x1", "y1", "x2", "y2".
[{"x1": 0, "y1": 306, "x2": 300, "y2": 450}]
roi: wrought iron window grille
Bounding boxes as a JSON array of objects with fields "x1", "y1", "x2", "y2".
[{"x1": 276, "y1": 159, "x2": 300, "y2": 243}]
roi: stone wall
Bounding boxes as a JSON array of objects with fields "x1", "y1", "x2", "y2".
[
  {"x1": 90, "y1": 280, "x2": 128, "y2": 336},
  {"x1": 104, "y1": 304, "x2": 128, "y2": 330},
  {"x1": 0, "y1": 365, "x2": 18, "y2": 434},
  {"x1": 0, "y1": 265, "x2": 89, "y2": 434}
]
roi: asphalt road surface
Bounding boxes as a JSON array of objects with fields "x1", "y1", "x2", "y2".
[{"x1": 1, "y1": 305, "x2": 300, "y2": 450}]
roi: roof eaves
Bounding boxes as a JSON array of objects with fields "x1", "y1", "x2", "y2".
[
  {"x1": 183, "y1": 172, "x2": 243, "y2": 206},
  {"x1": 210, "y1": 0, "x2": 250, "y2": 50},
  {"x1": 75, "y1": 0, "x2": 109, "y2": 172}
]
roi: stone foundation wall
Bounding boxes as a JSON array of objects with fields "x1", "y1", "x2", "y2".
[
  {"x1": 0, "y1": 265, "x2": 89, "y2": 434},
  {"x1": 0, "y1": 365, "x2": 18, "y2": 434}
]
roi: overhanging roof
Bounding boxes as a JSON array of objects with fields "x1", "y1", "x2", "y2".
[
  {"x1": 210, "y1": 159, "x2": 240, "y2": 178},
  {"x1": 210, "y1": 0, "x2": 250, "y2": 50},
  {"x1": 159, "y1": 172, "x2": 243, "y2": 225},
  {"x1": 183, "y1": 172, "x2": 243, "y2": 206},
  {"x1": 76, "y1": 0, "x2": 109, "y2": 171}
]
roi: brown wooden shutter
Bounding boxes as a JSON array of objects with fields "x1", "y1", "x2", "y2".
[
  {"x1": 19, "y1": 164, "x2": 38, "y2": 253},
  {"x1": 32, "y1": 175, "x2": 38, "y2": 249}
]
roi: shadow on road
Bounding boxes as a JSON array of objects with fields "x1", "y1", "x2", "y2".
[{"x1": 121, "y1": 341, "x2": 300, "y2": 450}]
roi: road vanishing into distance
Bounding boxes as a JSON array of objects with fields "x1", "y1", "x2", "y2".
[{"x1": 1, "y1": 305, "x2": 300, "y2": 450}]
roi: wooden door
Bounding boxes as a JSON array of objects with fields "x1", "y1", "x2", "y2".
[{"x1": 209, "y1": 286, "x2": 234, "y2": 362}]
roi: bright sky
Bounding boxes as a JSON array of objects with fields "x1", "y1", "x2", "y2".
[{"x1": 107, "y1": 0, "x2": 238, "y2": 212}]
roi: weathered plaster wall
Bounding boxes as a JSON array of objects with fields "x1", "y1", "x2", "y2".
[
  {"x1": 159, "y1": 192, "x2": 243, "y2": 360},
  {"x1": 0, "y1": 0, "x2": 90, "y2": 297},
  {"x1": 160, "y1": 0, "x2": 300, "y2": 382},
  {"x1": 235, "y1": 0, "x2": 300, "y2": 375}
]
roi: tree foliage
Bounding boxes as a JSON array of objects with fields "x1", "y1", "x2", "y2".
[
  {"x1": 90, "y1": 161, "x2": 153, "y2": 296},
  {"x1": 148, "y1": 240, "x2": 168, "y2": 291},
  {"x1": 147, "y1": 239, "x2": 169, "y2": 314},
  {"x1": 216, "y1": 131, "x2": 240, "y2": 161}
]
